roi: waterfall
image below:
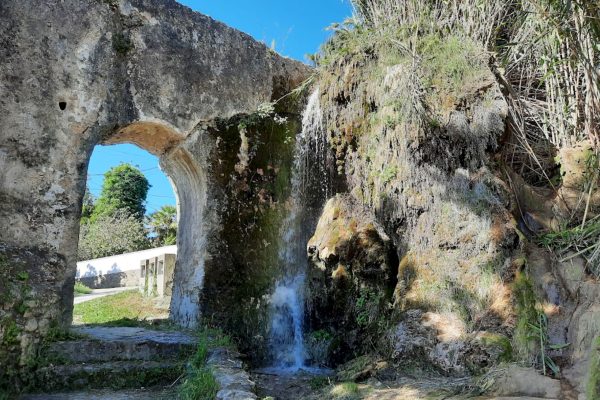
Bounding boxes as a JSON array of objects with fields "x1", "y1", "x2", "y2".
[{"x1": 265, "y1": 88, "x2": 329, "y2": 373}]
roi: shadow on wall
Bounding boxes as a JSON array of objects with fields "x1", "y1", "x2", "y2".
[{"x1": 78, "y1": 271, "x2": 139, "y2": 289}]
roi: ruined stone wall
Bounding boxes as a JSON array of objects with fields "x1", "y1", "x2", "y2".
[{"x1": 0, "y1": 0, "x2": 309, "y2": 387}]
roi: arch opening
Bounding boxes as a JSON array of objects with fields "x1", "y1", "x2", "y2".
[{"x1": 72, "y1": 121, "x2": 206, "y2": 328}]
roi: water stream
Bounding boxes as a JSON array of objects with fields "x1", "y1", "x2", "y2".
[{"x1": 264, "y1": 88, "x2": 331, "y2": 373}]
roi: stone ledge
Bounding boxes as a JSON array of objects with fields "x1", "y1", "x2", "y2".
[{"x1": 207, "y1": 348, "x2": 257, "y2": 400}]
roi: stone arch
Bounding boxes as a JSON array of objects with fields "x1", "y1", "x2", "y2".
[{"x1": 0, "y1": 0, "x2": 309, "y2": 380}]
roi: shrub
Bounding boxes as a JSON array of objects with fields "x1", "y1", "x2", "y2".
[{"x1": 74, "y1": 281, "x2": 92, "y2": 295}]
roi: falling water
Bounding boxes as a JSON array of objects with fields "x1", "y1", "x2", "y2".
[{"x1": 265, "y1": 88, "x2": 330, "y2": 373}]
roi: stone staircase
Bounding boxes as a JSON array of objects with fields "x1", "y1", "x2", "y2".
[{"x1": 21, "y1": 326, "x2": 197, "y2": 398}]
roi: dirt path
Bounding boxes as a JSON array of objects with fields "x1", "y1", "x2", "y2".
[{"x1": 74, "y1": 287, "x2": 138, "y2": 304}]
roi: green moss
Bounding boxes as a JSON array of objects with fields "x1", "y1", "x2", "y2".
[
  {"x1": 480, "y1": 333, "x2": 513, "y2": 362},
  {"x1": 512, "y1": 270, "x2": 539, "y2": 361},
  {"x1": 587, "y1": 336, "x2": 600, "y2": 400}
]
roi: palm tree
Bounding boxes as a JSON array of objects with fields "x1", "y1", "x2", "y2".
[{"x1": 147, "y1": 205, "x2": 177, "y2": 246}]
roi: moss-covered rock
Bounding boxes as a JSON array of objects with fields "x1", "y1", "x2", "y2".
[
  {"x1": 198, "y1": 112, "x2": 302, "y2": 363},
  {"x1": 306, "y1": 194, "x2": 397, "y2": 365},
  {"x1": 588, "y1": 336, "x2": 600, "y2": 400}
]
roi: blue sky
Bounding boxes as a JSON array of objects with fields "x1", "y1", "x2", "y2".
[{"x1": 87, "y1": 1, "x2": 353, "y2": 214}]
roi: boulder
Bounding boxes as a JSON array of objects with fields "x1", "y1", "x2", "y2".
[{"x1": 490, "y1": 365, "x2": 562, "y2": 399}]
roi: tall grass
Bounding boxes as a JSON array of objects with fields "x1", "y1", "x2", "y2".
[
  {"x1": 342, "y1": 0, "x2": 598, "y2": 150},
  {"x1": 330, "y1": 0, "x2": 599, "y2": 275},
  {"x1": 179, "y1": 328, "x2": 232, "y2": 400}
]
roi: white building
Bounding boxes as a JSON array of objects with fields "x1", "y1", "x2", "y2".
[{"x1": 76, "y1": 245, "x2": 177, "y2": 289}]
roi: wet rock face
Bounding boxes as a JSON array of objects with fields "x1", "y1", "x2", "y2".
[
  {"x1": 306, "y1": 195, "x2": 397, "y2": 365},
  {"x1": 307, "y1": 194, "x2": 394, "y2": 281},
  {"x1": 0, "y1": 0, "x2": 309, "y2": 387}
]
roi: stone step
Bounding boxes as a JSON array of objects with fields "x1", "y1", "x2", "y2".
[
  {"x1": 42, "y1": 326, "x2": 197, "y2": 364},
  {"x1": 33, "y1": 360, "x2": 185, "y2": 392},
  {"x1": 44, "y1": 338, "x2": 194, "y2": 364},
  {"x1": 20, "y1": 387, "x2": 178, "y2": 400}
]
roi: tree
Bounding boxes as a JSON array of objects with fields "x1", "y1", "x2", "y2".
[
  {"x1": 147, "y1": 205, "x2": 178, "y2": 246},
  {"x1": 91, "y1": 163, "x2": 150, "y2": 221},
  {"x1": 80, "y1": 186, "x2": 95, "y2": 225},
  {"x1": 78, "y1": 210, "x2": 150, "y2": 260}
]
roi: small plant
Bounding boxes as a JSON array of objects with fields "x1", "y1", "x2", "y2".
[
  {"x1": 74, "y1": 281, "x2": 92, "y2": 295},
  {"x1": 513, "y1": 271, "x2": 568, "y2": 376},
  {"x1": 355, "y1": 287, "x2": 383, "y2": 327},
  {"x1": 1, "y1": 319, "x2": 19, "y2": 346},
  {"x1": 380, "y1": 165, "x2": 398, "y2": 184},
  {"x1": 112, "y1": 32, "x2": 133, "y2": 55},
  {"x1": 16, "y1": 271, "x2": 29, "y2": 281},
  {"x1": 330, "y1": 381, "x2": 360, "y2": 400},
  {"x1": 539, "y1": 219, "x2": 600, "y2": 278},
  {"x1": 309, "y1": 375, "x2": 330, "y2": 390},
  {"x1": 178, "y1": 367, "x2": 218, "y2": 400},
  {"x1": 179, "y1": 327, "x2": 231, "y2": 400}
]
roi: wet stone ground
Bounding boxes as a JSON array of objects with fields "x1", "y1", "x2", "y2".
[{"x1": 253, "y1": 371, "x2": 327, "y2": 400}]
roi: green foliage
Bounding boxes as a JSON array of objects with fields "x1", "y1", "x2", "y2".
[
  {"x1": 92, "y1": 163, "x2": 150, "y2": 221},
  {"x1": 45, "y1": 323, "x2": 84, "y2": 342},
  {"x1": 355, "y1": 287, "x2": 384, "y2": 327},
  {"x1": 80, "y1": 186, "x2": 95, "y2": 225},
  {"x1": 78, "y1": 210, "x2": 150, "y2": 260},
  {"x1": 513, "y1": 271, "x2": 566, "y2": 376},
  {"x1": 418, "y1": 34, "x2": 488, "y2": 111},
  {"x1": 330, "y1": 381, "x2": 360, "y2": 400},
  {"x1": 1, "y1": 319, "x2": 19, "y2": 346},
  {"x1": 147, "y1": 205, "x2": 178, "y2": 246},
  {"x1": 588, "y1": 336, "x2": 600, "y2": 400},
  {"x1": 16, "y1": 272, "x2": 28, "y2": 281},
  {"x1": 74, "y1": 281, "x2": 92, "y2": 295},
  {"x1": 480, "y1": 333, "x2": 513, "y2": 363},
  {"x1": 380, "y1": 165, "x2": 398, "y2": 184},
  {"x1": 311, "y1": 329, "x2": 333, "y2": 342},
  {"x1": 112, "y1": 32, "x2": 133, "y2": 55},
  {"x1": 179, "y1": 327, "x2": 231, "y2": 400},
  {"x1": 539, "y1": 219, "x2": 600, "y2": 278},
  {"x1": 179, "y1": 368, "x2": 218, "y2": 400},
  {"x1": 309, "y1": 376, "x2": 330, "y2": 390}
]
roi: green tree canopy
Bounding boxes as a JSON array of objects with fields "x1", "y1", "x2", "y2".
[
  {"x1": 147, "y1": 205, "x2": 178, "y2": 246},
  {"x1": 80, "y1": 186, "x2": 95, "y2": 224},
  {"x1": 78, "y1": 210, "x2": 150, "y2": 260},
  {"x1": 91, "y1": 163, "x2": 150, "y2": 221}
]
